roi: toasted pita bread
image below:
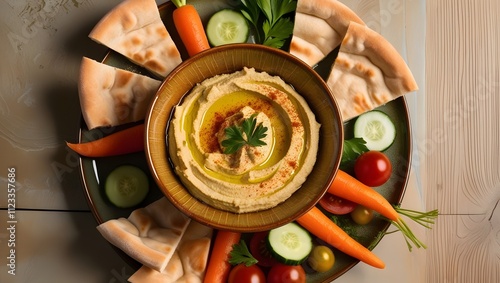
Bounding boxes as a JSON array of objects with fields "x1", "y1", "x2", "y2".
[
  {"x1": 290, "y1": 0, "x2": 365, "y2": 66},
  {"x1": 89, "y1": 0, "x2": 182, "y2": 78},
  {"x1": 78, "y1": 57, "x2": 161, "y2": 129},
  {"x1": 128, "y1": 221, "x2": 213, "y2": 283},
  {"x1": 326, "y1": 22, "x2": 418, "y2": 121},
  {"x1": 97, "y1": 197, "x2": 191, "y2": 272}
]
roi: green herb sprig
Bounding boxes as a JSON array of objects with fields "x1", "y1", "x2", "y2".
[
  {"x1": 240, "y1": 0, "x2": 297, "y2": 48},
  {"x1": 341, "y1": 137, "x2": 369, "y2": 165},
  {"x1": 221, "y1": 114, "x2": 268, "y2": 154},
  {"x1": 229, "y1": 240, "x2": 258, "y2": 266}
]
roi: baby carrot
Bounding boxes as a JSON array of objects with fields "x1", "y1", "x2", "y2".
[
  {"x1": 66, "y1": 123, "x2": 144, "y2": 157},
  {"x1": 171, "y1": 0, "x2": 210, "y2": 57},
  {"x1": 204, "y1": 230, "x2": 241, "y2": 283},
  {"x1": 297, "y1": 206, "x2": 385, "y2": 269},
  {"x1": 329, "y1": 170, "x2": 399, "y2": 221}
]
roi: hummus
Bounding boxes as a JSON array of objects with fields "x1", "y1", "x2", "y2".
[{"x1": 168, "y1": 67, "x2": 320, "y2": 213}]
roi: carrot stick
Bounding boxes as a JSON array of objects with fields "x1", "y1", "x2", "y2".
[
  {"x1": 171, "y1": 1, "x2": 210, "y2": 57},
  {"x1": 297, "y1": 206, "x2": 385, "y2": 269},
  {"x1": 203, "y1": 230, "x2": 241, "y2": 283},
  {"x1": 66, "y1": 124, "x2": 144, "y2": 157},
  {"x1": 329, "y1": 170, "x2": 399, "y2": 221}
]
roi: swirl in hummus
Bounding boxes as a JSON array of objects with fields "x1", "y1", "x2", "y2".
[{"x1": 168, "y1": 67, "x2": 320, "y2": 213}]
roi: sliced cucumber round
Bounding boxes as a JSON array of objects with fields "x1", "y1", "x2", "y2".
[
  {"x1": 105, "y1": 165, "x2": 149, "y2": 208},
  {"x1": 353, "y1": 110, "x2": 396, "y2": 151},
  {"x1": 206, "y1": 9, "x2": 249, "y2": 46},
  {"x1": 267, "y1": 222, "x2": 313, "y2": 265}
]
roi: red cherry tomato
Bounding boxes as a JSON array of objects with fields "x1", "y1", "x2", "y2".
[
  {"x1": 249, "y1": 231, "x2": 279, "y2": 267},
  {"x1": 354, "y1": 151, "x2": 392, "y2": 187},
  {"x1": 318, "y1": 193, "x2": 357, "y2": 215},
  {"x1": 228, "y1": 264, "x2": 265, "y2": 283},
  {"x1": 267, "y1": 264, "x2": 306, "y2": 283}
]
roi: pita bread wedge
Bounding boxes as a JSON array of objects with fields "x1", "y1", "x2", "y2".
[
  {"x1": 326, "y1": 22, "x2": 418, "y2": 121},
  {"x1": 290, "y1": 0, "x2": 365, "y2": 66},
  {"x1": 128, "y1": 221, "x2": 213, "y2": 283},
  {"x1": 89, "y1": 0, "x2": 182, "y2": 78},
  {"x1": 78, "y1": 57, "x2": 162, "y2": 129},
  {"x1": 97, "y1": 197, "x2": 191, "y2": 272}
]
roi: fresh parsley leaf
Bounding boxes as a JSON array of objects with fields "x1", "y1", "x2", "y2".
[
  {"x1": 257, "y1": 0, "x2": 272, "y2": 21},
  {"x1": 229, "y1": 240, "x2": 258, "y2": 266},
  {"x1": 242, "y1": 114, "x2": 268, "y2": 146},
  {"x1": 272, "y1": 0, "x2": 296, "y2": 20},
  {"x1": 341, "y1": 137, "x2": 369, "y2": 164},
  {"x1": 240, "y1": 0, "x2": 260, "y2": 27},
  {"x1": 222, "y1": 126, "x2": 247, "y2": 154},
  {"x1": 263, "y1": 18, "x2": 294, "y2": 48},
  {"x1": 221, "y1": 114, "x2": 268, "y2": 154},
  {"x1": 240, "y1": 0, "x2": 297, "y2": 48}
]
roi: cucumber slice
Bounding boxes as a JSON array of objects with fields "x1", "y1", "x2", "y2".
[
  {"x1": 353, "y1": 110, "x2": 396, "y2": 151},
  {"x1": 267, "y1": 222, "x2": 312, "y2": 265},
  {"x1": 206, "y1": 9, "x2": 249, "y2": 46},
  {"x1": 105, "y1": 165, "x2": 149, "y2": 208}
]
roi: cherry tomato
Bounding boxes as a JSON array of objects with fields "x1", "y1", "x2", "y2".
[
  {"x1": 228, "y1": 264, "x2": 265, "y2": 283},
  {"x1": 249, "y1": 231, "x2": 279, "y2": 267},
  {"x1": 307, "y1": 245, "x2": 335, "y2": 272},
  {"x1": 351, "y1": 205, "x2": 374, "y2": 225},
  {"x1": 319, "y1": 193, "x2": 357, "y2": 215},
  {"x1": 354, "y1": 151, "x2": 392, "y2": 187},
  {"x1": 267, "y1": 264, "x2": 306, "y2": 283}
]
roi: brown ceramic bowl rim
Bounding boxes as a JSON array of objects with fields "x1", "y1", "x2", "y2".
[{"x1": 144, "y1": 43, "x2": 343, "y2": 232}]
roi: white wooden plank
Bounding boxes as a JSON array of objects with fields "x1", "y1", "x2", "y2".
[
  {"x1": 426, "y1": 0, "x2": 500, "y2": 214},
  {"x1": 425, "y1": 0, "x2": 500, "y2": 282}
]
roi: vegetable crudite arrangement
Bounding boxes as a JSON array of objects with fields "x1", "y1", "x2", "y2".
[{"x1": 67, "y1": 0, "x2": 438, "y2": 282}]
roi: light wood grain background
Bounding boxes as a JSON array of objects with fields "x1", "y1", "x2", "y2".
[
  {"x1": 1, "y1": 0, "x2": 499, "y2": 282},
  {"x1": 425, "y1": 0, "x2": 500, "y2": 282}
]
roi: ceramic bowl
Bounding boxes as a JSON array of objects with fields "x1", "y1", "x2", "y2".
[{"x1": 145, "y1": 44, "x2": 343, "y2": 232}]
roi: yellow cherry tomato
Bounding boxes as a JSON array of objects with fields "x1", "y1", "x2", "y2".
[
  {"x1": 307, "y1": 245, "x2": 335, "y2": 272},
  {"x1": 351, "y1": 205, "x2": 374, "y2": 225}
]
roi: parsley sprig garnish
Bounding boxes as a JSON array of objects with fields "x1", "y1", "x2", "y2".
[
  {"x1": 240, "y1": 0, "x2": 297, "y2": 48},
  {"x1": 221, "y1": 114, "x2": 268, "y2": 154},
  {"x1": 229, "y1": 240, "x2": 258, "y2": 266},
  {"x1": 341, "y1": 137, "x2": 369, "y2": 165}
]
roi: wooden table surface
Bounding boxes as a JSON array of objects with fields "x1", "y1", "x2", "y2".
[{"x1": 1, "y1": 0, "x2": 498, "y2": 282}]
